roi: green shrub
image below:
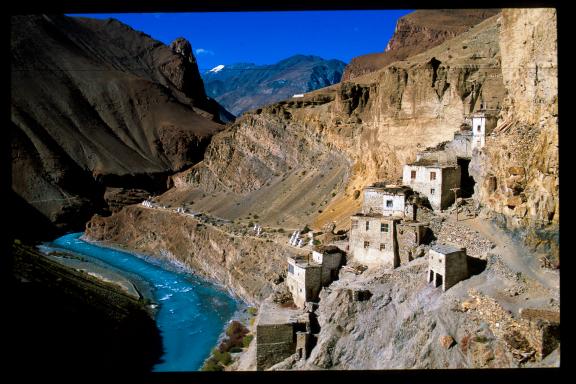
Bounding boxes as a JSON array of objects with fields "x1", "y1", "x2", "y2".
[
  {"x1": 332, "y1": 192, "x2": 336, "y2": 197},
  {"x1": 201, "y1": 357, "x2": 222, "y2": 371},
  {"x1": 230, "y1": 347, "x2": 243, "y2": 353},
  {"x1": 247, "y1": 307, "x2": 258, "y2": 316},
  {"x1": 313, "y1": 239, "x2": 321, "y2": 246},
  {"x1": 353, "y1": 190, "x2": 360, "y2": 199},
  {"x1": 277, "y1": 228, "x2": 285, "y2": 233},
  {"x1": 242, "y1": 335, "x2": 254, "y2": 348},
  {"x1": 253, "y1": 214, "x2": 259, "y2": 219},
  {"x1": 301, "y1": 225, "x2": 311, "y2": 234}
]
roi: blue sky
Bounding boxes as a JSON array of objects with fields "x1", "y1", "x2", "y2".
[{"x1": 68, "y1": 10, "x2": 412, "y2": 71}]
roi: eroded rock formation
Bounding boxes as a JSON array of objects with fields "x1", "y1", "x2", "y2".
[{"x1": 469, "y1": 9, "x2": 558, "y2": 267}]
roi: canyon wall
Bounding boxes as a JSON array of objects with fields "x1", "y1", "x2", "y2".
[
  {"x1": 342, "y1": 9, "x2": 499, "y2": 81},
  {"x1": 85, "y1": 206, "x2": 294, "y2": 305},
  {"x1": 469, "y1": 9, "x2": 558, "y2": 266}
]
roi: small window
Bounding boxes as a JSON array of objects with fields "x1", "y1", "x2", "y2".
[
  {"x1": 351, "y1": 220, "x2": 358, "y2": 230},
  {"x1": 366, "y1": 221, "x2": 370, "y2": 230},
  {"x1": 411, "y1": 170, "x2": 416, "y2": 179},
  {"x1": 386, "y1": 200, "x2": 393, "y2": 208},
  {"x1": 364, "y1": 241, "x2": 370, "y2": 249},
  {"x1": 379, "y1": 243, "x2": 385, "y2": 251},
  {"x1": 288, "y1": 264, "x2": 294, "y2": 274},
  {"x1": 477, "y1": 125, "x2": 481, "y2": 132},
  {"x1": 430, "y1": 171, "x2": 436, "y2": 181},
  {"x1": 430, "y1": 188, "x2": 435, "y2": 195},
  {"x1": 381, "y1": 223, "x2": 389, "y2": 232}
]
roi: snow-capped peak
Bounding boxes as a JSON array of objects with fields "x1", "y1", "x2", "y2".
[{"x1": 209, "y1": 64, "x2": 225, "y2": 73}]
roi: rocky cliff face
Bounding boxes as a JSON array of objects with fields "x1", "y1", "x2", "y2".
[
  {"x1": 469, "y1": 9, "x2": 558, "y2": 267},
  {"x1": 85, "y1": 206, "x2": 295, "y2": 305},
  {"x1": 342, "y1": 9, "x2": 499, "y2": 81},
  {"x1": 11, "y1": 15, "x2": 228, "y2": 233},
  {"x1": 172, "y1": 14, "x2": 504, "y2": 231},
  {"x1": 202, "y1": 55, "x2": 346, "y2": 116}
]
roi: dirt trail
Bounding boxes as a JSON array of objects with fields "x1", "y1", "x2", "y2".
[{"x1": 452, "y1": 214, "x2": 558, "y2": 291}]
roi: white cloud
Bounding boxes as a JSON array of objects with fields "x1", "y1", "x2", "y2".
[{"x1": 195, "y1": 48, "x2": 215, "y2": 56}]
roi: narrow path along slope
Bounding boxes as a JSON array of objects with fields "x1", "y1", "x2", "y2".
[{"x1": 448, "y1": 213, "x2": 558, "y2": 291}]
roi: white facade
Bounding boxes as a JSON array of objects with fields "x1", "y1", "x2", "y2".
[
  {"x1": 349, "y1": 215, "x2": 399, "y2": 268},
  {"x1": 312, "y1": 249, "x2": 342, "y2": 286},
  {"x1": 472, "y1": 114, "x2": 486, "y2": 150},
  {"x1": 286, "y1": 257, "x2": 321, "y2": 308},
  {"x1": 402, "y1": 164, "x2": 443, "y2": 210},
  {"x1": 363, "y1": 190, "x2": 406, "y2": 217}
]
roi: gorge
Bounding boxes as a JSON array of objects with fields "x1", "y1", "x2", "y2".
[{"x1": 10, "y1": 8, "x2": 559, "y2": 374}]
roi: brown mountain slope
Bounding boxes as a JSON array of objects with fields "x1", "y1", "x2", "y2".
[
  {"x1": 342, "y1": 9, "x2": 499, "y2": 81},
  {"x1": 144, "y1": 13, "x2": 504, "y2": 231},
  {"x1": 11, "y1": 15, "x2": 228, "y2": 233}
]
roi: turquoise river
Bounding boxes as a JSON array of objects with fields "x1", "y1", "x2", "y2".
[{"x1": 42, "y1": 232, "x2": 239, "y2": 371}]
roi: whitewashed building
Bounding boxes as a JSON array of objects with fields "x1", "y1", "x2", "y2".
[{"x1": 402, "y1": 160, "x2": 460, "y2": 211}]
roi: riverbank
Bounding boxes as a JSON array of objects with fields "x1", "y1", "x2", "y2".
[
  {"x1": 46, "y1": 233, "x2": 240, "y2": 371},
  {"x1": 9, "y1": 241, "x2": 163, "y2": 375}
]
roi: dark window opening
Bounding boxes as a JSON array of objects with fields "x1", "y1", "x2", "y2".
[
  {"x1": 381, "y1": 223, "x2": 389, "y2": 232},
  {"x1": 457, "y1": 157, "x2": 475, "y2": 198},
  {"x1": 477, "y1": 125, "x2": 481, "y2": 132},
  {"x1": 364, "y1": 241, "x2": 370, "y2": 249},
  {"x1": 430, "y1": 188, "x2": 435, "y2": 195},
  {"x1": 411, "y1": 170, "x2": 416, "y2": 179},
  {"x1": 366, "y1": 221, "x2": 369, "y2": 230},
  {"x1": 386, "y1": 200, "x2": 393, "y2": 208},
  {"x1": 429, "y1": 270, "x2": 434, "y2": 283},
  {"x1": 380, "y1": 243, "x2": 385, "y2": 251},
  {"x1": 430, "y1": 171, "x2": 436, "y2": 181}
]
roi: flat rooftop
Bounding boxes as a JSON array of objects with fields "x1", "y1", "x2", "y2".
[
  {"x1": 352, "y1": 212, "x2": 402, "y2": 220},
  {"x1": 406, "y1": 158, "x2": 459, "y2": 168},
  {"x1": 288, "y1": 255, "x2": 321, "y2": 268},
  {"x1": 431, "y1": 244, "x2": 465, "y2": 255},
  {"x1": 364, "y1": 184, "x2": 413, "y2": 195},
  {"x1": 313, "y1": 245, "x2": 342, "y2": 254},
  {"x1": 258, "y1": 300, "x2": 301, "y2": 326}
]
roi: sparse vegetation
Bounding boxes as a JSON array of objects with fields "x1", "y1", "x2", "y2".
[
  {"x1": 242, "y1": 334, "x2": 254, "y2": 348},
  {"x1": 201, "y1": 320, "x2": 250, "y2": 370},
  {"x1": 247, "y1": 307, "x2": 258, "y2": 316},
  {"x1": 353, "y1": 190, "x2": 361, "y2": 199},
  {"x1": 313, "y1": 239, "x2": 321, "y2": 246},
  {"x1": 332, "y1": 192, "x2": 337, "y2": 197},
  {"x1": 301, "y1": 225, "x2": 311, "y2": 234}
]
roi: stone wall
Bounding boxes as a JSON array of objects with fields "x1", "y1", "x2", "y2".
[
  {"x1": 440, "y1": 166, "x2": 461, "y2": 210},
  {"x1": 362, "y1": 190, "x2": 406, "y2": 217},
  {"x1": 428, "y1": 248, "x2": 468, "y2": 291},
  {"x1": 256, "y1": 323, "x2": 296, "y2": 370},
  {"x1": 287, "y1": 259, "x2": 322, "y2": 308},
  {"x1": 397, "y1": 222, "x2": 426, "y2": 264},
  {"x1": 349, "y1": 216, "x2": 399, "y2": 267}
]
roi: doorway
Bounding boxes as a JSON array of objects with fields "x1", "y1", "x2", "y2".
[
  {"x1": 457, "y1": 157, "x2": 475, "y2": 198},
  {"x1": 435, "y1": 273, "x2": 443, "y2": 288}
]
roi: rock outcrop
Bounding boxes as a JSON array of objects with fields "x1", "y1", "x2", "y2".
[
  {"x1": 202, "y1": 55, "x2": 346, "y2": 116},
  {"x1": 342, "y1": 9, "x2": 499, "y2": 81},
  {"x1": 469, "y1": 9, "x2": 558, "y2": 267},
  {"x1": 85, "y1": 206, "x2": 295, "y2": 304},
  {"x1": 11, "y1": 15, "x2": 229, "y2": 234},
  {"x1": 170, "y1": 13, "x2": 504, "y2": 231}
]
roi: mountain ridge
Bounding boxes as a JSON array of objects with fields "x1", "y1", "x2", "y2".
[{"x1": 202, "y1": 54, "x2": 346, "y2": 116}]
